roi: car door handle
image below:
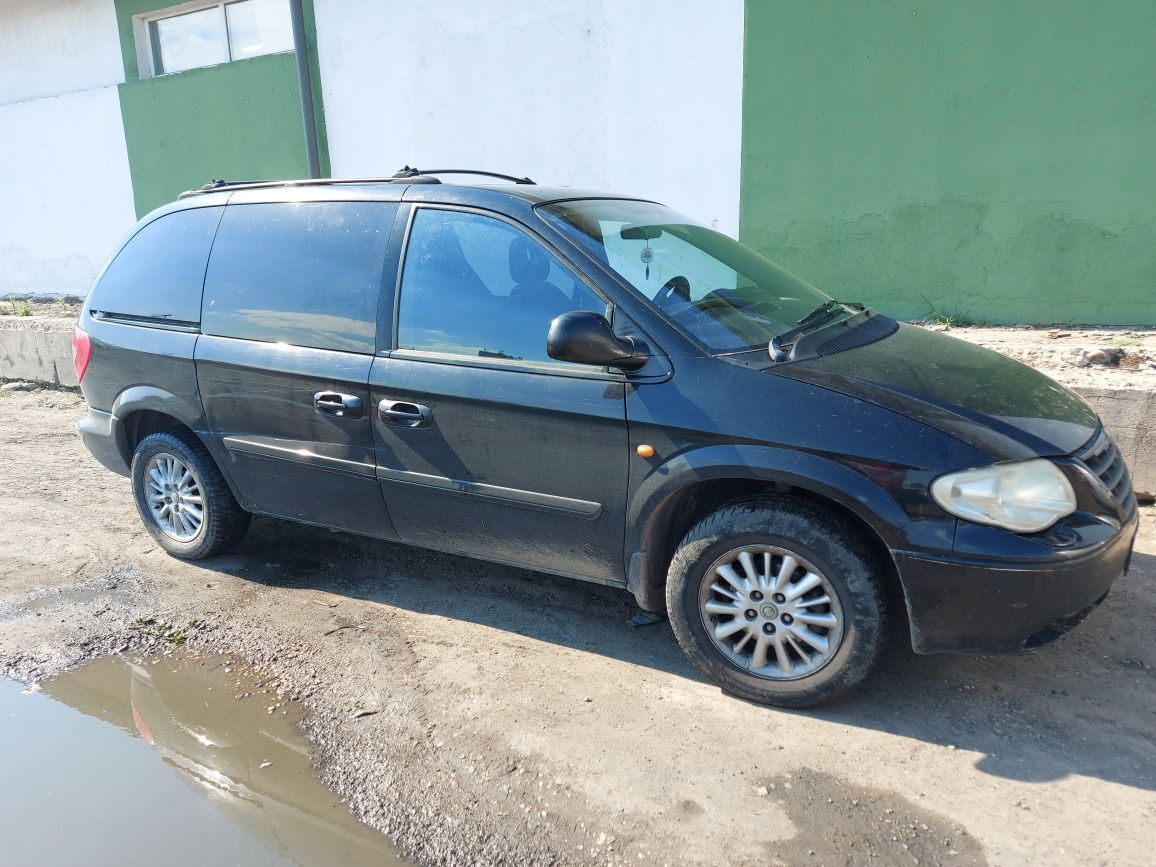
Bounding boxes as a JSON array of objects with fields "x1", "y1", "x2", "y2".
[
  {"x1": 378, "y1": 399, "x2": 433, "y2": 428},
  {"x1": 313, "y1": 391, "x2": 364, "y2": 418}
]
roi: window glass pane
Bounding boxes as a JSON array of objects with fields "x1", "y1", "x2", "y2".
[
  {"x1": 202, "y1": 202, "x2": 397, "y2": 354},
  {"x1": 602, "y1": 224, "x2": 739, "y2": 302},
  {"x1": 398, "y1": 209, "x2": 606, "y2": 364},
  {"x1": 150, "y1": 8, "x2": 228, "y2": 75},
  {"x1": 226, "y1": 0, "x2": 294, "y2": 61},
  {"x1": 91, "y1": 207, "x2": 222, "y2": 324},
  {"x1": 542, "y1": 199, "x2": 831, "y2": 353}
]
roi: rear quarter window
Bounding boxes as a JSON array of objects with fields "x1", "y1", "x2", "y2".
[
  {"x1": 202, "y1": 201, "x2": 397, "y2": 354},
  {"x1": 90, "y1": 206, "x2": 223, "y2": 325}
]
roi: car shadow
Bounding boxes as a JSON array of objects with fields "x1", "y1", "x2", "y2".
[{"x1": 208, "y1": 517, "x2": 1156, "y2": 794}]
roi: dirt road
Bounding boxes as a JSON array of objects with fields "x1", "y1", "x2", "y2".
[{"x1": 1, "y1": 387, "x2": 1153, "y2": 866}]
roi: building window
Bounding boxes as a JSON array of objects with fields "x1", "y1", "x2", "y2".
[{"x1": 136, "y1": 0, "x2": 293, "y2": 78}]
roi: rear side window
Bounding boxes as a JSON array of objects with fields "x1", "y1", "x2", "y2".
[
  {"x1": 202, "y1": 201, "x2": 397, "y2": 354},
  {"x1": 90, "y1": 206, "x2": 222, "y2": 325}
]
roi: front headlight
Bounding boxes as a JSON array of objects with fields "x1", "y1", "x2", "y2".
[{"x1": 930, "y1": 459, "x2": 1077, "y2": 533}]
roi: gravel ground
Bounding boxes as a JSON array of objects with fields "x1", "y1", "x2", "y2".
[{"x1": 0, "y1": 386, "x2": 1153, "y2": 866}]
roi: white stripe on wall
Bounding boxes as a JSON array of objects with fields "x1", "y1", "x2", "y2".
[
  {"x1": 314, "y1": 0, "x2": 744, "y2": 237},
  {"x1": 0, "y1": 0, "x2": 125, "y2": 106},
  {"x1": 0, "y1": 86, "x2": 137, "y2": 295}
]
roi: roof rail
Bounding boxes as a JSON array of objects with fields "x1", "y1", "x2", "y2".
[
  {"x1": 199, "y1": 178, "x2": 263, "y2": 190},
  {"x1": 177, "y1": 167, "x2": 535, "y2": 199},
  {"x1": 391, "y1": 166, "x2": 536, "y2": 184},
  {"x1": 177, "y1": 176, "x2": 415, "y2": 198}
]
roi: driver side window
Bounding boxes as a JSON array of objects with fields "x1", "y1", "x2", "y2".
[{"x1": 397, "y1": 208, "x2": 606, "y2": 364}]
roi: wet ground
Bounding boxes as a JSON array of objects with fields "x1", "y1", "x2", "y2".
[
  {"x1": 1, "y1": 386, "x2": 1154, "y2": 866},
  {"x1": 1, "y1": 650, "x2": 404, "y2": 866}
]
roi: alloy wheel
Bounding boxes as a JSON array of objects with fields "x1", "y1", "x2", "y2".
[
  {"x1": 144, "y1": 452, "x2": 205, "y2": 542},
  {"x1": 698, "y1": 545, "x2": 845, "y2": 680}
]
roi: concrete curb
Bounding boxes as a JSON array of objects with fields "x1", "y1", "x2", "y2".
[
  {"x1": 1073, "y1": 387, "x2": 1154, "y2": 499},
  {"x1": 0, "y1": 316, "x2": 76, "y2": 387},
  {"x1": 1, "y1": 316, "x2": 1152, "y2": 495}
]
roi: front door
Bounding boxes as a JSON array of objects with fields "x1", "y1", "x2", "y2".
[{"x1": 370, "y1": 206, "x2": 629, "y2": 582}]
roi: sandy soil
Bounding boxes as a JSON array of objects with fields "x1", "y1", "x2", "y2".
[
  {"x1": 0, "y1": 300, "x2": 83, "y2": 319},
  {"x1": 0, "y1": 387, "x2": 1153, "y2": 866}
]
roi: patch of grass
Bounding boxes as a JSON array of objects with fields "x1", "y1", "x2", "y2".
[
  {"x1": 56, "y1": 298, "x2": 70, "y2": 316},
  {"x1": 917, "y1": 297, "x2": 981, "y2": 329},
  {"x1": 928, "y1": 311, "x2": 960, "y2": 327},
  {"x1": 913, "y1": 310, "x2": 978, "y2": 329},
  {"x1": 1105, "y1": 336, "x2": 1141, "y2": 348},
  {"x1": 17, "y1": 301, "x2": 32, "y2": 316},
  {"x1": 133, "y1": 616, "x2": 194, "y2": 645}
]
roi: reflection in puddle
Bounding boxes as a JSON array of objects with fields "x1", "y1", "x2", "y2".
[{"x1": 1, "y1": 653, "x2": 407, "y2": 866}]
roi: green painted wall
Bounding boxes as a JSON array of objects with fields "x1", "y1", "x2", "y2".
[
  {"x1": 119, "y1": 54, "x2": 306, "y2": 215},
  {"x1": 114, "y1": 0, "x2": 329, "y2": 217},
  {"x1": 740, "y1": 0, "x2": 1156, "y2": 326}
]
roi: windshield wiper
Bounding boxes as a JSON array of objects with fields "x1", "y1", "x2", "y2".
[
  {"x1": 795, "y1": 299, "x2": 844, "y2": 328},
  {"x1": 769, "y1": 300, "x2": 864, "y2": 362}
]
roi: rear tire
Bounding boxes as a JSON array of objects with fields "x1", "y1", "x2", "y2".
[
  {"x1": 666, "y1": 497, "x2": 887, "y2": 708},
  {"x1": 131, "y1": 430, "x2": 250, "y2": 560}
]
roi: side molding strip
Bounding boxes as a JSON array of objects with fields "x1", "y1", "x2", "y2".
[
  {"x1": 223, "y1": 436, "x2": 376, "y2": 478},
  {"x1": 376, "y1": 466, "x2": 602, "y2": 519}
]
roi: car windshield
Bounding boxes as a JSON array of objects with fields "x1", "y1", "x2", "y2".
[{"x1": 539, "y1": 199, "x2": 836, "y2": 353}]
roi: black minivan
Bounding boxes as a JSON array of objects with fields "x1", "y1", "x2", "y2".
[{"x1": 75, "y1": 170, "x2": 1139, "y2": 706}]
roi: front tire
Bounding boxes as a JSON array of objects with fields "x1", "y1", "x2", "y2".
[
  {"x1": 666, "y1": 498, "x2": 888, "y2": 708},
  {"x1": 131, "y1": 431, "x2": 250, "y2": 560}
]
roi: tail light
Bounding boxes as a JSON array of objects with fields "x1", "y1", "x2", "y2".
[{"x1": 72, "y1": 325, "x2": 92, "y2": 383}]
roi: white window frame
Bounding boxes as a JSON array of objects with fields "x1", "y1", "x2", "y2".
[{"x1": 133, "y1": 0, "x2": 292, "y2": 79}]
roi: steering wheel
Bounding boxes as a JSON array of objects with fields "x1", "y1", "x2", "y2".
[{"x1": 653, "y1": 275, "x2": 692, "y2": 309}]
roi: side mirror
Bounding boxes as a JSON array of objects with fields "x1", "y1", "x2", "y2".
[{"x1": 547, "y1": 311, "x2": 650, "y2": 371}]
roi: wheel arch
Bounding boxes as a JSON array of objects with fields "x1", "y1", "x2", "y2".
[
  {"x1": 110, "y1": 386, "x2": 208, "y2": 463},
  {"x1": 120, "y1": 409, "x2": 200, "y2": 457},
  {"x1": 627, "y1": 446, "x2": 910, "y2": 615},
  {"x1": 109, "y1": 387, "x2": 245, "y2": 503}
]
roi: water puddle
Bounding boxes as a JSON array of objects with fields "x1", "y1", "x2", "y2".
[
  {"x1": 0, "y1": 652, "x2": 408, "y2": 866},
  {"x1": 18, "y1": 586, "x2": 106, "y2": 613},
  {"x1": 0, "y1": 586, "x2": 114, "y2": 623}
]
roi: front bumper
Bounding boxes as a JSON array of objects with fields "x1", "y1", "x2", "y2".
[
  {"x1": 896, "y1": 515, "x2": 1138, "y2": 654},
  {"x1": 77, "y1": 407, "x2": 130, "y2": 476}
]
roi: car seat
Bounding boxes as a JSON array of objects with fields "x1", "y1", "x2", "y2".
[{"x1": 508, "y1": 236, "x2": 571, "y2": 317}]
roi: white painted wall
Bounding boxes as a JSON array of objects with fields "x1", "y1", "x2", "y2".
[
  {"x1": 0, "y1": 0, "x2": 125, "y2": 105},
  {"x1": 0, "y1": 86, "x2": 138, "y2": 295},
  {"x1": 314, "y1": 0, "x2": 744, "y2": 236},
  {"x1": 0, "y1": 0, "x2": 136, "y2": 296}
]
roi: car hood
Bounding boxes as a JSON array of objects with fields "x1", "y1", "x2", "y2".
[{"x1": 774, "y1": 324, "x2": 1098, "y2": 460}]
